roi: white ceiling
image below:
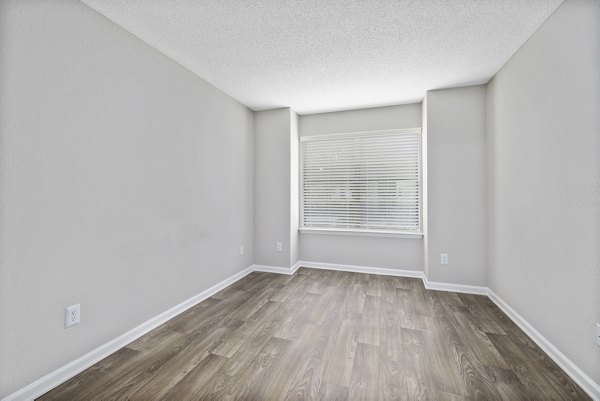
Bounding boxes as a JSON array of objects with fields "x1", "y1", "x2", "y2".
[{"x1": 81, "y1": 0, "x2": 563, "y2": 114}]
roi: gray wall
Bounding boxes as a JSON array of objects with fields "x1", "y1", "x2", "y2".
[
  {"x1": 254, "y1": 108, "x2": 294, "y2": 267},
  {"x1": 425, "y1": 86, "x2": 487, "y2": 286},
  {"x1": 298, "y1": 104, "x2": 423, "y2": 270},
  {"x1": 487, "y1": 0, "x2": 600, "y2": 384},
  {"x1": 422, "y1": 96, "x2": 430, "y2": 279},
  {"x1": 3, "y1": 0, "x2": 599, "y2": 397},
  {"x1": 289, "y1": 111, "x2": 300, "y2": 267},
  {"x1": 0, "y1": 0, "x2": 254, "y2": 397}
]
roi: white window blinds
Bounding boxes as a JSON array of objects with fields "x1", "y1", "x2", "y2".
[{"x1": 300, "y1": 129, "x2": 421, "y2": 234}]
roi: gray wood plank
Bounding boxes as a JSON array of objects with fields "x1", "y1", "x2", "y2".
[{"x1": 38, "y1": 267, "x2": 591, "y2": 401}]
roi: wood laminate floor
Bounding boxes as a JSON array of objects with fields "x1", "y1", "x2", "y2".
[{"x1": 39, "y1": 268, "x2": 590, "y2": 400}]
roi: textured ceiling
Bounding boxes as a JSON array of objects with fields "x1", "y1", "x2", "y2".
[{"x1": 81, "y1": 0, "x2": 563, "y2": 114}]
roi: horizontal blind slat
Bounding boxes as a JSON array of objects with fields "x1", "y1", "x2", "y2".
[{"x1": 301, "y1": 130, "x2": 421, "y2": 232}]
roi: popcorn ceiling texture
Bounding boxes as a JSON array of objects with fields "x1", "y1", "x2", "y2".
[{"x1": 80, "y1": 0, "x2": 563, "y2": 114}]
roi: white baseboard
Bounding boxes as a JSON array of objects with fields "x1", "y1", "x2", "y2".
[
  {"x1": 2, "y1": 265, "x2": 255, "y2": 401},
  {"x1": 297, "y1": 260, "x2": 425, "y2": 279},
  {"x1": 252, "y1": 262, "x2": 301, "y2": 275},
  {"x1": 298, "y1": 261, "x2": 487, "y2": 295},
  {"x1": 423, "y1": 279, "x2": 488, "y2": 295},
  {"x1": 487, "y1": 290, "x2": 600, "y2": 401},
  {"x1": 298, "y1": 261, "x2": 599, "y2": 400},
  {"x1": 6, "y1": 262, "x2": 598, "y2": 401}
]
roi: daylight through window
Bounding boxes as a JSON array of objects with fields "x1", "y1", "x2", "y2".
[{"x1": 300, "y1": 129, "x2": 422, "y2": 235}]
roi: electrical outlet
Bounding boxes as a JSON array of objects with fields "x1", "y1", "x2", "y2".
[
  {"x1": 440, "y1": 253, "x2": 448, "y2": 265},
  {"x1": 596, "y1": 323, "x2": 600, "y2": 346},
  {"x1": 276, "y1": 242, "x2": 283, "y2": 252},
  {"x1": 239, "y1": 245, "x2": 244, "y2": 255},
  {"x1": 65, "y1": 304, "x2": 80, "y2": 328}
]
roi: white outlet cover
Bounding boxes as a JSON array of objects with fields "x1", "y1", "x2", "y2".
[
  {"x1": 440, "y1": 253, "x2": 448, "y2": 265},
  {"x1": 65, "y1": 304, "x2": 80, "y2": 328},
  {"x1": 276, "y1": 242, "x2": 283, "y2": 252},
  {"x1": 239, "y1": 245, "x2": 244, "y2": 255},
  {"x1": 596, "y1": 323, "x2": 600, "y2": 346}
]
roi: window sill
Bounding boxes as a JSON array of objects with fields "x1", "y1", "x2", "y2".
[{"x1": 299, "y1": 228, "x2": 423, "y2": 239}]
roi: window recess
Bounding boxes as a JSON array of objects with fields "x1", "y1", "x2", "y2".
[{"x1": 300, "y1": 128, "x2": 422, "y2": 235}]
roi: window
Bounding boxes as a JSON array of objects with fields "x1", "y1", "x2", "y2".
[{"x1": 300, "y1": 129, "x2": 421, "y2": 235}]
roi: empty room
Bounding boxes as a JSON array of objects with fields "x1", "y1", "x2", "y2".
[{"x1": 1, "y1": 0, "x2": 599, "y2": 400}]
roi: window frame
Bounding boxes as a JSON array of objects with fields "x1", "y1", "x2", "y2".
[{"x1": 299, "y1": 128, "x2": 423, "y2": 238}]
